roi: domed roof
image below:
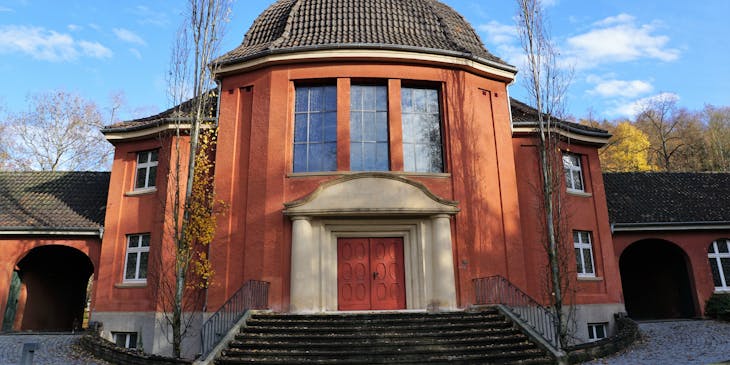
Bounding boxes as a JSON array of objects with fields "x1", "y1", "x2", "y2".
[{"x1": 218, "y1": 0, "x2": 510, "y2": 69}]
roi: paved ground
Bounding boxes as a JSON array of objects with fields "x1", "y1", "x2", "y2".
[
  {"x1": 1, "y1": 320, "x2": 729, "y2": 364},
  {"x1": 583, "y1": 320, "x2": 730, "y2": 365},
  {"x1": 0, "y1": 333, "x2": 109, "y2": 365}
]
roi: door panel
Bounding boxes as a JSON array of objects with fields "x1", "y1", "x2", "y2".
[{"x1": 337, "y1": 237, "x2": 405, "y2": 310}]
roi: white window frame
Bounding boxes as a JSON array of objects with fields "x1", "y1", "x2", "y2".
[
  {"x1": 574, "y1": 230, "x2": 596, "y2": 277},
  {"x1": 112, "y1": 332, "x2": 138, "y2": 348},
  {"x1": 587, "y1": 322, "x2": 608, "y2": 341},
  {"x1": 709, "y1": 239, "x2": 730, "y2": 292},
  {"x1": 563, "y1": 153, "x2": 585, "y2": 192},
  {"x1": 134, "y1": 150, "x2": 158, "y2": 190},
  {"x1": 123, "y1": 234, "x2": 150, "y2": 283}
]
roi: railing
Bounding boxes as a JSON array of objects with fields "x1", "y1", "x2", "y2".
[
  {"x1": 200, "y1": 280, "x2": 269, "y2": 359},
  {"x1": 473, "y1": 275, "x2": 560, "y2": 349}
]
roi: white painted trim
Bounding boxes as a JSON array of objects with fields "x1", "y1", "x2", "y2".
[
  {"x1": 613, "y1": 224, "x2": 730, "y2": 232},
  {"x1": 104, "y1": 123, "x2": 214, "y2": 142},
  {"x1": 216, "y1": 49, "x2": 517, "y2": 81},
  {"x1": 513, "y1": 126, "x2": 610, "y2": 146},
  {"x1": 125, "y1": 187, "x2": 157, "y2": 196}
]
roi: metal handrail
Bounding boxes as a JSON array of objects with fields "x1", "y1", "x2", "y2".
[
  {"x1": 473, "y1": 275, "x2": 560, "y2": 348},
  {"x1": 200, "y1": 280, "x2": 269, "y2": 358}
]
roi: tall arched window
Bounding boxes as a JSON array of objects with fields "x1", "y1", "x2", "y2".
[{"x1": 708, "y1": 239, "x2": 730, "y2": 291}]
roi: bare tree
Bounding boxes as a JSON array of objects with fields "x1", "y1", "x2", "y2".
[
  {"x1": 154, "y1": 0, "x2": 231, "y2": 358},
  {"x1": 634, "y1": 95, "x2": 702, "y2": 171},
  {"x1": 516, "y1": 0, "x2": 574, "y2": 348},
  {"x1": 704, "y1": 105, "x2": 730, "y2": 171},
  {"x1": 4, "y1": 90, "x2": 112, "y2": 171}
]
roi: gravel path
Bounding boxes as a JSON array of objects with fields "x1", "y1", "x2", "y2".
[
  {"x1": 0, "y1": 333, "x2": 109, "y2": 365},
  {"x1": 583, "y1": 320, "x2": 730, "y2": 365}
]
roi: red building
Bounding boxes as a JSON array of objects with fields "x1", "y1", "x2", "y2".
[
  {"x1": 91, "y1": 0, "x2": 624, "y2": 355},
  {"x1": 2, "y1": 0, "x2": 726, "y2": 360}
]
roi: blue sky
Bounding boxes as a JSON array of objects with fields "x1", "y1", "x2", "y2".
[{"x1": 0, "y1": 0, "x2": 728, "y2": 122}]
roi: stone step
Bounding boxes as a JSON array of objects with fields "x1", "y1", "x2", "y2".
[
  {"x1": 222, "y1": 341, "x2": 539, "y2": 358},
  {"x1": 247, "y1": 313, "x2": 506, "y2": 327},
  {"x1": 228, "y1": 333, "x2": 531, "y2": 350},
  {"x1": 215, "y1": 309, "x2": 555, "y2": 365},
  {"x1": 216, "y1": 348, "x2": 553, "y2": 365},
  {"x1": 239, "y1": 320, "x2": 515, "y2": 334}
]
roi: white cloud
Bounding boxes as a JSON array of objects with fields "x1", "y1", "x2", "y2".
[
  {"x1": 565, "y1": 13, "x2": 680, "y2": 69},
  {"x1": 67, "y1": 24, "x2": 82, "y2": 32},
  {"x1": 478, "y1": 20, "x2": 518, "y2": 46},
  {"x1": 541, "y1": 0, "x2": 558, "y2": 7},
  {"x1": 608, "y1": 92, "x2": 680, "y2": 117},
  {"x1": 79, "y1": 40, "x2": 113, "y2": 58},
  {"x1": 131, "y1": 5, "x2": 170, "y2": 27},
  {"x1": 0, "y1": 25, "x2": 112, "y2": 62},
  {"x1": 586, "y1": 75, "x2": 653, "y2": 98},
  {"x1": 0, "y1": 6, "x2": 13, "y2": 12},
  {"x1": 113, "y1": 28, "x2": 146, "y2": 46}
]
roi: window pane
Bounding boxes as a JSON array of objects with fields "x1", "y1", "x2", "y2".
[
  {"x1": 310, "y1": 87, "x2": 323, "y2": 110},
  {"x1": 324, "y1": 86, "x2": 337, "y2": 111},
  {"x1": 581, "y1": 231, "x2": 590, "y2": 243},
  {"x1": 719, "y1": 240, "x2": 729, "y2": 253},
  {"x1": 128, "y1": 333, "x2": 138, "y2": 349},
  {"x1": 147, "y1": 166, "x2": 157, "y2": 188},
  {"x1": 324, "y1": 112, "x2": 337, "y2": 142},
  {"x1": 150, "y1": 150, "x2": 158, "y2": 162},
  {"x1": 128, "y1": 236, "x2": 138, "y2": 248},
  {"x1": 138, "y1": 252, "x2": 148, "y2": 279},
  {"x1": 565, "y1": 172, "x2": 574, "y2": 190},
  {"x1": 115, "y1": 334, "x2": 127, "y2": 348},
  {"x1": 135, "y1": 168, "x2": 146, "y2": 189},
  {"x1": 575, "y1": 248, "x2": 583, "y2": 273},
  {"x1": 596, "y1": 325, "x2": 605, "y2": 338},
  {"x1": 138, "y1": 152, "x2": 148, "y2": 164},
  {"x1": 309, "y1": 143, "x2": 324, "y2": 172},
  {"x1": 376, "y1": 142, "x2": 389, "y2": 170},
  {"x1": 141, "y1": 234, "x2": 150, "y2": 247},
  {"x1": 573, "y1": 171, "x2": 584, "y2": 190},
  {"x1": 294, "y1": 114, "x2": 308, "y2": 142},
  {"x1": 583, "y1": 248, "x2": 594, "y2": 273},
  {"x1": 376, "y1": 86, "x2": 388, "y2": 110},
  {"x1": 376, "y1": 112, "x2": 388, "y2": 140},
  {"x1": 403, "y1": 144, "x2": 416, "y2": 172},
  {"x1": 309, "y1": 113, "x2": 323, "y2": 142},
  {"x1": 722, "y1": 258, "x2": 730, "y2": 284},
  {"x1": 295, "y1": 87, "x2": 309, "y2": 112},
  {"x1": 125, "y1": 253, "x2": 137, "y2": 280},
  {"x1": 710, "y1": 258, "x2": 723, "y2": 287},
  {"x1": 350, "y1": 142, "x2": 362, "y2": 171},
  {"x1": 293, "y1": 144, "x2": 307, "y2": 172},
  {"x1": 350, "y1": 111, "x2": 363, "y2": 141},
  {"x1": 323, "y1": 142, "x2": 337, "y2": 171}
]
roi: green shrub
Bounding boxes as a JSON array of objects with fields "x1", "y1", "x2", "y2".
[{"x1": 705, "y1": 293, "x2": 730, "y2": 320}]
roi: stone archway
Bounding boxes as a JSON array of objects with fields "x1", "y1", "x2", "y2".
[
  {"x1": 14, "y1": 245, "x2": 94, "y2": 331},
  {"x1": 619, "y1": 239, "x2": 696, "y2": 319}
]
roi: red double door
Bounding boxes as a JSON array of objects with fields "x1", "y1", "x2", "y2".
[{"x1": 337, "y1": 237, "x2": 406, "y2": 310}]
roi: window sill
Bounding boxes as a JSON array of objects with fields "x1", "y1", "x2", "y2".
[
  {"x1": 714, "y1": 288, "x2": 730, "y2": 293},
  {"x1": 578, "y1": 276, "x2": 602, "y2": 281},
  {"x1": 287, "y1": 171, "x2": 451, "y2": 178},
  {"x1": 125, "y1": 187, "x2": 157, "y2": 196},
  {"x1": 115, "y1": 282, "x2": 147, "y2": 288},
  {"x1": 568, "y1": 190, "x2": 592, "y2": 198}
]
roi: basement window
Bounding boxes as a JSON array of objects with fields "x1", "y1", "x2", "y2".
[
  {"x1": 587, "y1": 323, "x2": 608, "y2": 341},
  {"x1": 112, "y1": 332, "x2": 138, "y2": 349}
]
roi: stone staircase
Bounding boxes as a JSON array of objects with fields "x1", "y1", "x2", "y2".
[{"x1": 215, "y1": 307, "x2": 556, "y2": 364}]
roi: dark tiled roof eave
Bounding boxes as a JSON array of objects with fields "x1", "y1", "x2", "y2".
[
  {"x1": 510, "y1": 98, "x2": 611, "y2": 139},
  {"x1": 0, "y1": 171, "x2": 110, "y2": 231},
  {"x1": 604, "y1": 172, "x2": 730, "y2": 225}
]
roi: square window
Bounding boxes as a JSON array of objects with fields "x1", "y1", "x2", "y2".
[
  {"x1": 563, "y1": 153, "x2": 584, "y2": 192},
  {"x1": 134, "y1": 150, "x2": 158, "y2": 190},
  {"x1": 112, "y1": 332, "x2": 138, "y2": 349},
  {"x1": 587, "y1": 323, "x2": 607, "y2": 341},
  {"x1": 574, "y1": 230, "x2": 595, "y2": 277},
  {"x1": 124, "y1": 234, "x2": 150, "y2": 283}
]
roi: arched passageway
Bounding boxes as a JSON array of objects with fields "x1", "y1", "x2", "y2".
[
  {"x1": 14, "y1": 245, "x2": 94, "y2": 331},
  {"x1": 619, "y1": 239, "x2": 696, "y2": 319}
]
